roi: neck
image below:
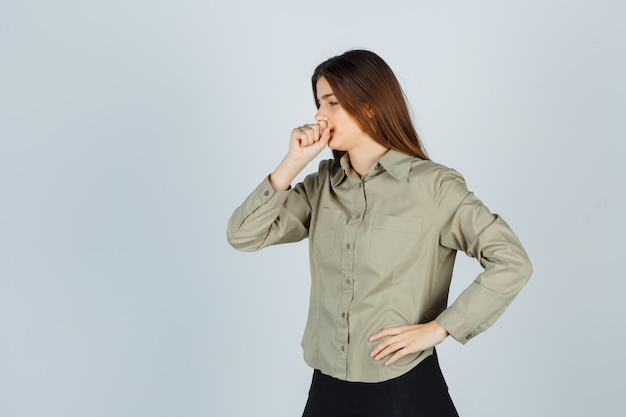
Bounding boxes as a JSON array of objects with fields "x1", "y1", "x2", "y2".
[{"x1": 348, "y1": 142, "x2": 389, "y2": 177}]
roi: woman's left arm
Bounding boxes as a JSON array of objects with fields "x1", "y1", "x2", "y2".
[
  {"x1": 369, "y1": 169, "x2": 532, "y2": 365},
  {"x1": 433, "y1": 170, "x2": 533, "y2": 344}
]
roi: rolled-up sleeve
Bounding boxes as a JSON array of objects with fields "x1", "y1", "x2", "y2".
[
  {"x1": 435, "y1": 170, "x2": 533, "y2": 344},
  {"x1": 227, "y1": 176, "x2": 312, "y2": 251}
]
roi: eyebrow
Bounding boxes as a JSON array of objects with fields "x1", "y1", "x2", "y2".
[{"x1": 317, "y1": 93, "x2": 335, "y2": 101}]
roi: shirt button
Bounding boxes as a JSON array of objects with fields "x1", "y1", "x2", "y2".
[
  {"x1": 345, "y1": 279, "x2": 351, "y2": 284},
  {"x1": 341, "y1": 312, "x2": 346, "y2": 318},
  {"x1": 346, "y1": 243, "x2": 351, "y2": 249},
  {"x1": 264, "y1": 190, "x2": 269, "y2": 196},
  {"x1": 341, "y1": 346, "x2": 345, "y2": 351},
  {"x1": 357, "y1": 183, "x2": 362, "y2": 188}
]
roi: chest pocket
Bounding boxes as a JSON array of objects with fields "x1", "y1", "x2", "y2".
[
  {"x1": 312, "y1": 208, "x2": 343, "y2": 260},
  {"x1": 369, "y1": 215, "x2": 423, "y2": 270}
]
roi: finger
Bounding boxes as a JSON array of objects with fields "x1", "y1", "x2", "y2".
[
  {"x1": 369, "y1": 330, "x2": 388, "y2": 342},
  {"x1": 369, "y1": 326, "x2": 407, "y2": 342},
  {"x1": 292, "y1": 127, "x2": 308, "y2": 146},
  {"x1": 317, "y1": 120, "x2": 328, "y2": 131},
  {"x1": 318, "y1": 128, "x2": 331, "y2": 146},
  {"x1": 369, "y1": 339, "x2": 390, "y2": 358},
  {"x1": 372, "y1": 339, "x2": 404, "y2": 360},
  {"x1": 300, "y1": 124, "x2": 321, "y2": 146},
  {"x1": 310, "y1": 124, "x2": 321, "y2": 144},
  {"x1": 385, "y1": 348, "x2": 410, "y2": 367},
  {"x1": 295, "y1": 127, "x2": 313, "y2": 147}
]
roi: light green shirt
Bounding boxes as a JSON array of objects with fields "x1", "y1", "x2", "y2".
[{"x1": 227, "y1": 149, "x2": 532, "y2": 383}]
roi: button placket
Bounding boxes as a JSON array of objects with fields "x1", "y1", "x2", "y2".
[
  {"x1": 335, "y1": 178, "x2": 366, "y2": 377},
  {"x1": 336, "y1": 177, "x2": 370, "y2": 377}
]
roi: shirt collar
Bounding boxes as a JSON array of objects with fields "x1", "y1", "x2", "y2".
[
  {"x1": 376, "y1": 149, "x2": 415, "y2": 182},
  {"x1": 332, "y1": 149, "x2": 416, "y2": 187},
  {"x1": 331, "y1": 157, "x2": 348, "y2": 187}
]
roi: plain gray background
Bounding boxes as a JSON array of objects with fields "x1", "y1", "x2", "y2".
[{"x1": 1, "y1": 1, "x2": 624, "y2": 416}]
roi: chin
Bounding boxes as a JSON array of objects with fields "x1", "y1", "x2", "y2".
[{"x1": 327, "y1": 138, "x2": 344, "y2": 151}]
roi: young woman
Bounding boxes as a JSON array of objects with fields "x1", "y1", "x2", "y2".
[{"x1": 227, "y1": 50, "x2": 532, "y2": 417}]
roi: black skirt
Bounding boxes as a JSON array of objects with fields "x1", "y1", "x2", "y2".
[{"x1": 302, "y1": 350, "x2": 459, "y2": 417}]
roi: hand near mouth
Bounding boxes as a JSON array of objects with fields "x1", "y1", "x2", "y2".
[
  {"x1": 268, "y1": 122, "x2": 331, "y2": 190},
  {"x1": 287, "y1": 122, "x2": 331, "y2": 164}
]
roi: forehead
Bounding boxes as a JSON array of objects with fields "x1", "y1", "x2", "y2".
[{"x1": 316, "y1": 76, "x2": 334, "y2": 99}]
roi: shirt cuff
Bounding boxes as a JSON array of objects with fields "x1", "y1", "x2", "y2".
[
  {"x1": 251, "y1": 175, "x2": 292, "y2": 208},
  {"x1": 436, "y1": 307, "x2": 478, "y2": 345}
]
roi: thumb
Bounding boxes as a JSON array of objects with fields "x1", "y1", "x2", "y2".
[{"x1": 319, "y1": 128, "x2": 331, "y2": 147}]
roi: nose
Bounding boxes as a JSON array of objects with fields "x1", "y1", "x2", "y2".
[{"x1": 315, "y1": 110, "x2": 328, "y2": 127}]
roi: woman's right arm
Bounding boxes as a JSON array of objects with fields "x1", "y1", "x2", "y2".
[{"x1": 226, "y1": 122, "x2": 331, "y2": 251}]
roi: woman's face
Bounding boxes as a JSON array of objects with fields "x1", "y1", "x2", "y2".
[{"x1": 315, "y1": 76, "x2": 368, "y2": 153}]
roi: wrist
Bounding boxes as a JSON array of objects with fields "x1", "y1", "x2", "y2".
[
  {"x1": 432, "y1": 320, "x2": 450, "y2": 342},
  {"x1": 270, "y1": 156, "x2": 307, "y2": 190}
]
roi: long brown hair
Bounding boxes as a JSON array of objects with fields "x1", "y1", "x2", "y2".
[{"x1": 312, "y1": 50, "x2": 429, "y2": 161}]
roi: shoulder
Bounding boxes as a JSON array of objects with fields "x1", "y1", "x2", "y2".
[
  {"x1": 405, "y1": 159, "x2": 473, "y2": 215},
  {"x1": 297, "y1": 158, "x2": 339, "y2": 190},
  {"x1": 408, "y1": 159, "x2": 467, "y2": 188},
  {"x1": 317, "y1": 158, "x2": 339, "y2": 173}
]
